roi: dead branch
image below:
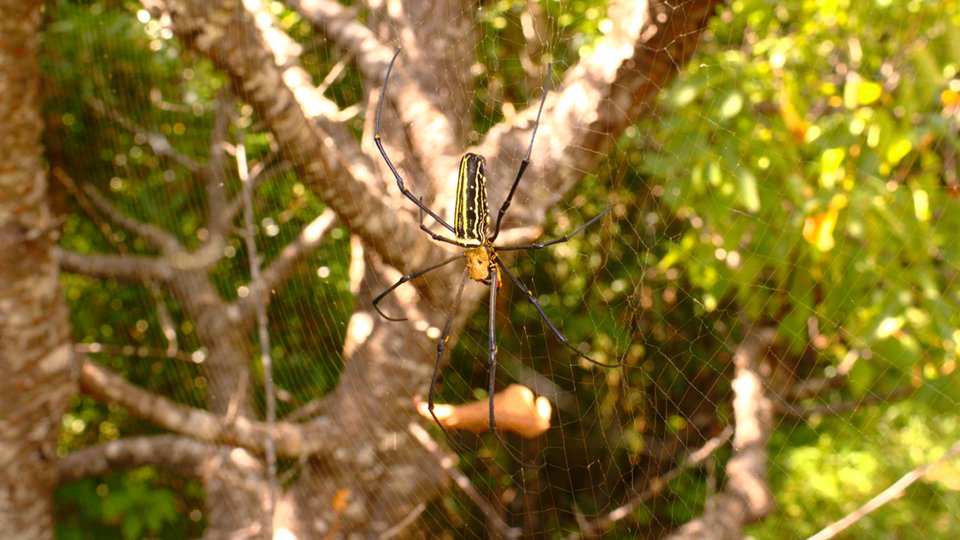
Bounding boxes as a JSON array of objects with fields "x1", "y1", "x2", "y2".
[{"x1": 237, "y1": 128, "x2": 278, "y2": 537}]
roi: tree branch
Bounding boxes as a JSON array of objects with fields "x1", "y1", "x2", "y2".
[
  {"x1": 288, "y1": 0, "x2": 458, "y2": 171},
  {"x1": 57, "y1": 435, "x2": 216, "y2": 482},
  {"x1": 146, "y1": 0, "x2": 446, "y2": 276},
  {"x1": 473, "y1": 0, "x2": 723, "y2": 222},
  {"x1": 667, "y1": 327, "x2": 777, "y2": 540},
  {"x1": 222, "y1": 157, "x2": 291, "y2": 225},
  {"x1": 78, "y1": 355, "x2": 338, "y2": 457},
  {"x1": 57, "y1": 249, "x2": 174, "y2": 283},
  {"x1": 80, "y1": 183, "x2": 182, "y2": 254},
  {"x1": 203, "y1": 90, "x2": 234, "y2": 236}
]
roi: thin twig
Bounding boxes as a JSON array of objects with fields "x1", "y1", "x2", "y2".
[
  {"x1": 149, "y1": 284, "x2": 180, "y2": 357},
  {"x1": 224, "y1": 157, "x2": 290, "y2": 223},
  {"x1": 379, "y1": 503, "x2": 426, "y2": 540},
  {"x1": 317, "y1": 49, "x2": 355, "y2": 96},
  {"x1": 51, "y1": 167, "x2": 180, "y2": 253},
  {"x1": 807, "y1": 438, "x2": 960, "y2": 540},
  {"x1": 87, "y1": 96, "x2": 199, "y2": 172},
  {"x1": 238, "y1": 130, "x2": 278, "y2": 536},
  {"x1": 775, "y1": 386, "x2": 915, "y2": 419},
  {"x1": 574, "y1": 426, "x2": 734, "y2": 537},
  {"x1": 75, "y1": 342, "x2": 196, "y2": 363},
  {"x1": 284, "y1": 395, "x2": 326, "y2": 423}
]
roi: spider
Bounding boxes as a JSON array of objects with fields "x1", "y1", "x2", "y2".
[{"x1": 372, "y1": 48, "x2": 617, "y2": 458}]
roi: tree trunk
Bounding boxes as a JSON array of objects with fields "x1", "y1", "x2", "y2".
[{"x1": 0, "y1": 1, "x2": 76, "y2": 538}]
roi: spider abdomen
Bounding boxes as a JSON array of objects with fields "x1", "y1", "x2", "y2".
[{"x1": 454, "y1": 153, "x2": 489, "y2": 246}]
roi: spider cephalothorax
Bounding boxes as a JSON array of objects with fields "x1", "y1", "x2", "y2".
[
  {"x1": 371, "y1": 48, "x2": 617, "y2": 462},
  {"x1": 464, "y1": 246, "x2": 491, "y2": 282}
]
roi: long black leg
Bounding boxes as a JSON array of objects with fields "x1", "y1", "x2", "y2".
[
  {"x1": 372, "y1": 253, "x2": 462, "y2": 321},
  {"x1": 486, "y1": 266, "x2": 542, "y2": 469},
  {"x1": 488, "y1": 63, "x2": 553, "y2": 242},
  {"x1": 499, "y1": 206, "x2": 612, "y2": 252},
  {"x1": 427, "y1": 268, "x2": 469, "y2": 450},
  {"x1": 496, "y1": 260, "x2": 622, "y2": 368},
  {"x1": 416, "y1": 200, "x2": 475, "y2": 248},
  {"x1": 373, "y1": 48, "x2": 456, "y2": 234}
]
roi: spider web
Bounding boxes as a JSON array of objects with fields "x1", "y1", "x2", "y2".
[{"x1": 43, "y1": 0, "x2": 960, "y2": 538}]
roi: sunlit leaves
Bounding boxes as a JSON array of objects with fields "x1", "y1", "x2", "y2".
[
  {"x1": 630, "y1": 1, "x2": 960, "y2": 533},
  {"x1": 802, "y1": 193, "x2": 847, "y2": 252}
]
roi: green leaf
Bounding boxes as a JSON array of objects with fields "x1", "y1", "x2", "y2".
[
  {"x1": 720, "y1": 91, "x2": 744, "y2": 118},
  {"x1": 737, "y1": 169, "x2": 760, "y2": 212},
  {"x1": 887, "y1": 137, "x2": 912, "y2": 165},
  {"x1": 857, "y1": 81, "x2": 883, "y2": 105}
]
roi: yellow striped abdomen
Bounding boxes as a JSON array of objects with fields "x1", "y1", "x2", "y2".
[{"x1": 454, "y1": 153, "x2": 488, "y2": 246}]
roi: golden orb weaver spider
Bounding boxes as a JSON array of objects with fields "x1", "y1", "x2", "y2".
[{"x1": 372, "y1": 48, "x2": 617, "y2": 460}]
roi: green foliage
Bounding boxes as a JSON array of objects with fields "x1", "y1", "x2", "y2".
[
  {"x1": 56, "y1": 471, "x2": 201, "y2": 539},
  {"x1": 763, "y1": 402, "x2": 960, "y2": 538},
  {"x1": 642, "y1": 0, "x2": 960, "y2": 379},
  {"x1": 626, "y1": 0, "x2": 960, "y2": 535},
  {"x1": 457, "y1": 0, "x2": 960, "y2": 534}
]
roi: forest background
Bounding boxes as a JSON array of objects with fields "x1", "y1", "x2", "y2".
[{"x1": 1, "y1": 0, "x2": 958, "y2": 538}]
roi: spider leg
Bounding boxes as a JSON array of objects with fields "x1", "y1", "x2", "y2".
[
  {"x1": 373, "y1": 48, "x2": 456, "y2": 234},
  {"x1": 498, "y1": 206, "x2": 612, "y2": 252},
  {"x1": 489, "y1": 63, "x2": 553, "y2": 242},
  {"x1": 372, "y1": 253, "x2": 462, "y2": 321},
  {"x1": 417, "y1": 199, "x2": 476, "y2": 248},
  {"x1": 496, "y1": 260, "x2": 622, "y2": 368},
  {"x1": 486, "y1": 266, "x2": 543, "y2": 469},
  {"x1": 426, "y1": 268, "x2": 469, "y2": 451}
]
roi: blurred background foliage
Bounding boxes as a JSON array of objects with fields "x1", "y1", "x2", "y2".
[{"x1": 41, "y1": 0, "x2": 959, "y2": 537}]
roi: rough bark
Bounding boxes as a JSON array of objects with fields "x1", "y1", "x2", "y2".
[{"x1": 0, "y1": 1, "x2": 75, "y2": 538}]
